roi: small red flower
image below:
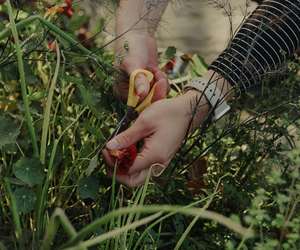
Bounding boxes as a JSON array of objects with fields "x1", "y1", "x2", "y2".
[
  {"x1": 162, "y1": 58, "x2": 176, "y2": 73},
  {"x1": 47, "y1": 40, "x2": 57, "y2": 52},
  {"x1": 63, "y1": 0, "x2": 74, "y2": 18},
  {"x1": 108, "y1": 144, "x2": 137, "y2": 175}
]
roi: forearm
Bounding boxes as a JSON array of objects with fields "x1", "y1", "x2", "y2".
[
  {"x1": 210, "y1": 0, "x2": 300, "y2": 92},
  {"x1": 116, "y1": 0, "x2": 169, "y2": 36}
]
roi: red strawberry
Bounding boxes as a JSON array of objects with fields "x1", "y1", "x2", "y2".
[{"x1": 108, "y1": 144, "x2": 137, "y2": 175}]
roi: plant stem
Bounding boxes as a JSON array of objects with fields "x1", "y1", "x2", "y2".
[
  {"x1": 6, "y1": 0, "x2": 39, "y2": 156},
  {"x1": 0, "y1": 15, "x2": 38, "y2": 41},
  {"x1": 40, "y1": 42, "x2": 61, "y2": 164},
  {"x1": 3, "y1": 178, "x2": 22, "y2": 242},
  {"x1": 42, "y1": 208, "x2": 77, "y2": 250},
  {"x1": 77, "y1": 213, "x2": 162, "y2": 249},
  {"x1": 61, "y1": 205, "x2": 254, "y2": 249},
  {"x1": 0, "y1": 14, "x2": 110, "y2": 72},
  {"x1": 36, "y1": 108, "x2": 87, "y2": 238}
]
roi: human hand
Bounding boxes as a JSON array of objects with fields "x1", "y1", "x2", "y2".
[
  {"x1": 114, "y1": 33, "x2": 169, "y2": 101},
  {"x1": 103, "y1": 90, "x2": 209, "y2": 187}
]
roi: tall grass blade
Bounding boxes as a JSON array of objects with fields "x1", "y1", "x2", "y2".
[
  {"x1": 42, "y1": 208, "x2": 77, "y2": 250},
  {"x1": 6, "y1": 0, "x2": 39, "y2": 156},
  {"x1": 3, "y1": 178, "x2": 22, "y2": 242},
  {"x1": 40, "y1": 42, "x2": 61, "y2": 164},
  {"x1": 174, "y1": 174, "x2": 228, "y2": 249},
  {"x1": 36, "y1": 108, "x2": 87, "y2": 238},
  {"x1": 77, "y1": 213, "x2": 162, "y2": 249},
  {"x1": 127, "y1": 169, "x2": 152, "y2": 248},
  {"x1": 62, "y1": 205, "x2": 254, "y2": 249}
]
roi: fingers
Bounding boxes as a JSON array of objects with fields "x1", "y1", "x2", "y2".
[
  {"x1": 135, "y1": 73, "x2": 151, "y2": 99},
  {"x1": 114, "y1": 66, "x2": 169, "y2": 103},
  {"x1": 104, "y1": 142, "x2": 152, "y2": 188},
  {"x1": 127, "y1": 133, "x2": 169, "y2": 175},
  {"x1": 106, "y1": 116, "x2": 152, "y2": 151},
  {"x1": 153, "y1": 78, "x2": 169, "y2": 101},
  {"x1": 102, "y1": 149, "x2": 114, "y2": 167},
  {"x1": 150, "y1": 68, "x2": 169, "y2": 101},
  {"x1": 113, "y1": 169, "x2": 151, "y2": 187}
]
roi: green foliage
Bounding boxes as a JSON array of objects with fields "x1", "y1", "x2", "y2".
[
  {"x1": 165, "y1": 46, "x2": 177, "y2": 60},
  {"x1": 78, "y1": 175, "x2": 100, "y2": 200},
  {"x1": 0, "y1": 115, "x2": 20, "y2": 148},
  {"x1": 13, "y1": 187, "x2": 37, "y2": 214},
  {"x1": 0, "y1": 1, "x2": 299, "y2": 250},
  {"x1": 13, "y1": 157, "x2": 44, "y2": 186}
]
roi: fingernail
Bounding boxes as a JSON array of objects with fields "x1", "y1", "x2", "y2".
[
  {"x1": 152, "y1": 164, "x2": 165, "y2": 177},
  {"x1": 136, "y1": 84, "x2": 146, "y2": 96},
  {"x1": 107, "y1": 139, "x2": 119, "y2": 150}
]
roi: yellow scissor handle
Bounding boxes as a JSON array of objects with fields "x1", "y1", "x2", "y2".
[{"x1": 127, "y1": 69, "x2": 155, "y2": 113}]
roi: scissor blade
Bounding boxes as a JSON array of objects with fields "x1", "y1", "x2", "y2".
[{"x1": 111, "y1": 108, "x2": 139, "y2": 139}]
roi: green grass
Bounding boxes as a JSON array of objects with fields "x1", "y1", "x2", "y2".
[{"x1": 0, "y1": 1, "x2": 300, "y2": 250}]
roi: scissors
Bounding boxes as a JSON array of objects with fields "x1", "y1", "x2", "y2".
[
  {"x1": 105, "y1": 69, "x2": 156, "y2": 174},
  {"x1": 110, "y1": 69, "x2": 156, "y2": 138}
]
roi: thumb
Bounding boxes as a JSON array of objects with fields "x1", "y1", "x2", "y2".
[
  {"x1": 135, "y1": 73, "x2": 151, "y2": 99},
  {"x1": 106, "y1": 118, "x2": 149, "y2": 150}
]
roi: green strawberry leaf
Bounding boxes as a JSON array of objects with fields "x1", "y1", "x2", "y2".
[
  {"x1": 165, "y1": 46, "x2": 177, "y2": 60},
  {"x1": 78, "y1": 176, "x2": 100, "y2": 200},
  {"x1": 0, "y1": 115, "x2": 20, "y2": 148},
  {"x1": 13, "y1": 158, "x2": 44, "y2": 186},
  {"x1": 85, "y1": 155, "x2": 98, "y2": 176},
  {"x1": 14, "y1": 187, "x2": 37, "y2": 214}
]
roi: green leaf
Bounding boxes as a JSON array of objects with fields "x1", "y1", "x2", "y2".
[
  {"x1": 0, "y1": 115, "x2": 20, "y2": 148},
  {"x1": 165, "y1": 46, "x2": 177, "y2": 60},
  {"x1": 0, "y1": 241, "x2": 7, "y2": 250},
  {"x1": 0, "y1": 63, "x2": 18, "y2": 81},
  {"x1": 78, "y1": 176, "x2": 100, "y2": 200},
  {"x1": 191, "y1": 55, "x2": 208, "y2": 76},
  {"x1": 14, "y1": 187, "x2": 37, "y2": 214},
  {"x1": 24, "y1": 62, "x2": 38, "y2": 85},
  {"x1": 13, "y1": 157, "x2": 44, "y2": 186},
  {"x1": 75, "y1": 82, "x2": 103, "y2": 115},
  {"x1": 67, "y1": 13, "x2": 89, "y2": 31},
  {"x1": 86, "y1": 155, "x2": 98, "y2": 176}
]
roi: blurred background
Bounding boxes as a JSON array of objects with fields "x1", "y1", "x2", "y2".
[
  {"x1": 82, "y1": 0, "x2": 258, "y2": 64},
  {"x1": 157, "y1": 0, "x2": 257, "y2": 63}
]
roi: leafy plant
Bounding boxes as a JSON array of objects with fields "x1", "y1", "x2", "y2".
[{"x1": 0, "y1": 1, "x2": 299, "y2": 250}]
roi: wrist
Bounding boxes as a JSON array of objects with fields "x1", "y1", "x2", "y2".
[
  {"x1": 181, "y1": 90, "x2": 210, "y2": 131},
  {"x1": 182, "y1": 69, "x2": 233, "y2": 127}
]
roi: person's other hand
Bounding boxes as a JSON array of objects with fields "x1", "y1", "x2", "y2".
[
  {"x1": 114, "y1": 33, "x2": 169, "y2": 101},
  {"x1": 103, "y1": 90, "x2": 209, "y2": 187}
]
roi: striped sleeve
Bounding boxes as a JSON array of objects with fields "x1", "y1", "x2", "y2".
[{"x1": 209, "y1": 0, "x2": 300, "y2": 92}]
